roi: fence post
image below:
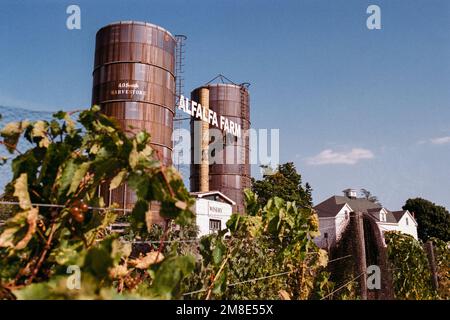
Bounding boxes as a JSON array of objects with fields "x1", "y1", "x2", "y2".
[
  {"x1": 350, "y1": 211, "x2": 367, "y2": 300},
  {"x1": 425, "y1": 240, "x2": 439, "y2": 290}
]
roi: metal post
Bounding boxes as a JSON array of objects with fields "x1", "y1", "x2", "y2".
[
  {"x1": 350, "y1": 211, "x2": 368, "y2": 300},
  {"x1": 425, "y1": 240, "x2": 439, "y2": 290}
]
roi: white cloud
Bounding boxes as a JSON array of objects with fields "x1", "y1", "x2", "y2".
[
  {"x1": 306, "y1": 148, "x2": 374, "y2": 165},
  {"x1": 430, "y1": 136, "x2": 450, "y2": 145}
]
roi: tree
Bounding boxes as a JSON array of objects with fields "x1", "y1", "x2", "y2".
[
  {"x1": 402, "y1": 198, "x2": 450, "y2": 242},
  {"x1": 360, "y1": 188, "x2": 381, "y2": 206},
  {"x1": 251, "y1": 162, "x2": 313, "y2": 208}
]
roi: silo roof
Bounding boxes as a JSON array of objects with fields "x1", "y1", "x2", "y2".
[{"x1": 97, "y1": 20, "x2": 176, "y2": 41}]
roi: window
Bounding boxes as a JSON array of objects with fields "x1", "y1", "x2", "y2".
[
  {"x1": 209, "y1": 219, "x2": 221, "y2": 233},
  {"x1": 324, "y1": 232, "x2": 328, "y2": 239},
  {"x1": 345, "y1": 211, "x2": 349, "y2": 219},
  {"x1": 406, "y1": 217, "x2": 409, "y2": 226}
]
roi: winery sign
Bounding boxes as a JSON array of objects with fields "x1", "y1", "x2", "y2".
[
  {"x1": 110, "y1": 82, "x2": 144, "y2": 96},
  {"x1": 178, "y1": 95, "x2": 241, "y2": 138}
]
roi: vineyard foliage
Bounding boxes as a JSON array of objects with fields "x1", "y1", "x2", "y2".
[
  {"x1": 385, "y1": 231, "x2": 449, "y2": 300},
  {"x1": 430, "y1": 237, "x2": 450, "y2": 299},
  {"x1": 0, "y1": 107, "x2": 331, "y2": 300},
  {"x1": 182, "y1": 190, "x2": 332, "y2": 300}
]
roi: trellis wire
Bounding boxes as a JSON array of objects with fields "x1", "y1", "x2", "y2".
[
  {"x1": 0, "y1": 201, "x2": 219, "y2": 217},
  {"x1": 320, "y1": 272, "x2": 366, "y2": 300},
  {"x1": 182, "y1": 270, "x2": 294, "y2": 296}
]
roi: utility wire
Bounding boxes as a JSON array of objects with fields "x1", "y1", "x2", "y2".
[
  {"x1": 0, "y1": 201, "x2": 131, "y2": 212},
  {"x1": 130, "y1": 239, "x2": 199, "y2": 244},
  {"x1": 328, "y1": 254, "x2": 352, "y2": 263},
  {"x1": 182, "y1": 253, "x2": 354, "y2": 296},
  {"x1": 320, "y1": 272, "x2": 366, "y2": 300},
  {"x1": 182, "y1": 270, "x2": 293, "y2": 296},
  {"x1": 227, "y1": 271, "x2": 293, "y2": 288},
  {"x1": 0, "y1": 201, "x2": 225, "y2": 217}
]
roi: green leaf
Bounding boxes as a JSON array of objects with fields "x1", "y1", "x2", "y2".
[
  {"x1": 136, "y1": 131, "x2": 149, "y2": 144},
  {"x1": 109, "y1": 170, "x2": 127, "y2": 191},
  {"x1": 83, "y1": 237, "x2": 115, "y2": 280},
  {"x1": 56, "y1": 158, "x2": 77, "y2": 197},
  {"x1": 130, "y1": 200, "x2": 149, "y2": 232},
  {"x1": 212, "y1": 240, "x2": 226, "y2": 266},
  {"x1": 150, "y1": 254, "x2": 195, "y2": 299},
  {"x1": 67, "y1": 162, "x2": 91, "y2": 195},
  {"x1": 212, "y1": 268, "x2": 227, "y2": 295}
]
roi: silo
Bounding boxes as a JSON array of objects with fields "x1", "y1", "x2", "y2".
[
  {"x1": 92, "y1": 21, "x2": 176, "y2": 222},
  {"x1": 190, "y1": 83, "x2": 251, "y2": 213}
]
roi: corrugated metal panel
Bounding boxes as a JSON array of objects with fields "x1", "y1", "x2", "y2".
[
  {"x1": 92, "y1": 21, "x2": 176, "y2": 218},
  {"x1": 190, "y1": 84, "x2": 251, "y2": 213}
]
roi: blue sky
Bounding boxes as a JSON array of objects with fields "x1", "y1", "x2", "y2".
[{"x1": 0, "y1": 0, "x2": 449, "y2": 209}]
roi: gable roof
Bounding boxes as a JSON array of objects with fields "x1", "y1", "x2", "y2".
[
  {"x1": 190, "y1": 190, "x2": 236, "y2": 205},
  {"x1": 333, "y1": 196, "x2": 381, "y2": 212},
  {"x1": 314, "y1": 196, "x2": 348, "y2": 217},
  {"x1": 314, "y1": 195, "x2": 396, "y2": 223},
  {"x1": 391, "y1": 210, "x2": 417, "y2": 225},
  {"x1": 314, "y1": 195, "x2": 381, "y2": 218},
  {"x1": 391, "y1": 210, "x2": 406, "y2": 222}
]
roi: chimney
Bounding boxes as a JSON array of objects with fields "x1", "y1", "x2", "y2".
[{"x1": 343, "y1": 188, "x2": 357, "y2": 199}]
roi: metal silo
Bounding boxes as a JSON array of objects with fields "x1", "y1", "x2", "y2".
[
  {"x1": 92, "y1": 21, "x2": 176, "y2": 222},
  {"x1": 190, "y1": 80, "x2": 251, "y2": 213}
]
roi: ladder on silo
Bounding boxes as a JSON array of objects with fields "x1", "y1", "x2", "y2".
[
  {"x1": 174, "y1": 35, "x2": 187, "y2": 104},
  {"x1": 239, "y1": 85, "x2": 247, "y2": 170},
  {"x1": 174, "y1": 35, "x2": 188, "y2": 172}
]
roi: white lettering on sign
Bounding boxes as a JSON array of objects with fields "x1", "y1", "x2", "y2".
[
  {"x1": 111, "y1": 83, "x2": 144, "y2": 96},
  {"x1": 178, "y1": 95, "x2": 241, "y2": 138}
]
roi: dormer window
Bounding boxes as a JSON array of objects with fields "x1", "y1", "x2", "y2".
[{"x1": 380, "y1": 211, "x2": 387, "y2": 222}]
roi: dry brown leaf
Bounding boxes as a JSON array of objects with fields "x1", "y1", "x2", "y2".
[
  {"x1": 175, "y1": 200, "x2": 187, "y2": 210},
  {"x1": 279, "y1": 289, "x2": 291, "y2": 300},
  {"x1": 109, "y1": 265, "x2": 129, "y2": 279},
  {"x1": 129, "y1": 251, "x2": 164, "y2": 269},
  {"x1": 15, "y1": 207, "x2": 38, "y2": 250}
]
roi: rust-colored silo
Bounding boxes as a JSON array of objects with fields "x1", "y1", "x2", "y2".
[
  {"x1": 190, "y1": 82, "x2": 251, "y2": 213},
  {"x1": 92, "y1": 21, "x2": 176, "y2": 222}
]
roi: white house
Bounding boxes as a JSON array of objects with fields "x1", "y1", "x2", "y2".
[
  {"x1": 191, "y1": 191, "x2": 235, "y2": 237},
  {"x1": 313, "y1": 189, "x2": 418, "y2": 249}
]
